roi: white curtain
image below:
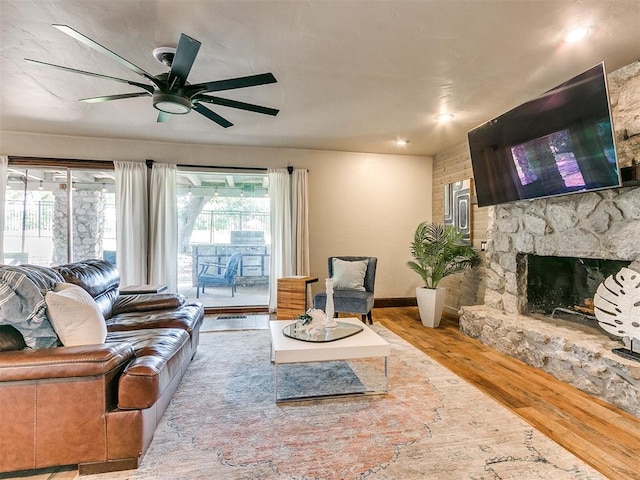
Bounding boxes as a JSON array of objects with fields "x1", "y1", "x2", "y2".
[
  {"x1": 268, "y1": 168, "x2": 310, "y2": 312},
  {"x1": 292, "y1": 169, "x2": 310, "y2": 276},
  {"x1": 0, "y1": 156, "x2": 7, "y2": 262},
  {"x1": 268, "y1": 169, "x2": 292, "y2": 311},
  {"x1": 115, "y1": 161, "x2": 148, "y2": 287},
  {"x1": 149, "y1": 163, "x2": 177, "y2": 292}
]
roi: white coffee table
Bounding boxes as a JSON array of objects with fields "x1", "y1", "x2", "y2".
[{"x1": 269, "y1": 317, "x2": 391, "y2": 402}]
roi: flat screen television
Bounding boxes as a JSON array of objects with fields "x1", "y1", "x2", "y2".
[{"x1": 467, "y1": 63, "x2": 620, "y2": 208}]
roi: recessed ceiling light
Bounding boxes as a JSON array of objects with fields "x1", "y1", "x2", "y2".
[
  {"x1": 433, "y1": 113, "x2": 455, "y2": 122},
  {"x1": 564, "y1": 27, "x2": 590, "y2": 43},
  {"x1": 396, "y1": 139, "x2": 409, "y2": 146}
]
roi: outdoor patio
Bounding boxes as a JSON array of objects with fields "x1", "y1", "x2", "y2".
[{"x1": 179, "y1": 283, "x2": 269, "y2": 307}]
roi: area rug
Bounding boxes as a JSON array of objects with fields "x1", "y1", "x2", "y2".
[{"x1": 87, "y1": 326, "x2": 605, "y2": 480}]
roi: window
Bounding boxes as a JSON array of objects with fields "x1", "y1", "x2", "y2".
[{"x1": 3, "y1": 162, "x2": 115, "y2": 266}]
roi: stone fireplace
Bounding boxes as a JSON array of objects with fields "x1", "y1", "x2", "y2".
[
  {"x1": 526, "y1": 254, "x2": 631, "y2": 319},
  {"x1": 483, "y1": 186, "x2": 640, "y2": 314},
  {"x1": 459, "y1": 186, "x2": 640, "y2": 416}
]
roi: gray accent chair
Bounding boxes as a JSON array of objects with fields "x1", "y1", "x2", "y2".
[{"x1": 313, "y1": 256, "x2": 377, "y2": 324}]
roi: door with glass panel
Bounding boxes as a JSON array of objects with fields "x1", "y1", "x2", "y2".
[
  {"x1": 3, "y1": 166, "x2": 115, "y2": 267},
  {"x1": 176, "y1": 170, "x2": 269, "y2": 308}
]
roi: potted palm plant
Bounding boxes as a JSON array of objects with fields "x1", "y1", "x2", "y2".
[{"x1": 407, "y1": 222, "x2": 480, "y2": 327}]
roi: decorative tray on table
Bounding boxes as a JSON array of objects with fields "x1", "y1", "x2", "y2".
[{"x1": 282, "y1": 321, "x2": 363, "y2": 343}]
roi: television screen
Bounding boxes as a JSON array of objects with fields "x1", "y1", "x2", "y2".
[{"x1": 468, "y1": 63, "x2": 620, "y2": 208}]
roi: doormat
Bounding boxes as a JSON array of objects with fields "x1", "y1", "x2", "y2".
[{"x1": 200, "y1": 314, "x2": 270, "y2": 332}]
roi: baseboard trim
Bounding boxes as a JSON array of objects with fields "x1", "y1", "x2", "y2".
[
  {"x1": 374, "y1": 297, "x2": 417, "y2": 308},
  {"x1": 373, "y1": 298, "x2": 461, "y2": 320}
]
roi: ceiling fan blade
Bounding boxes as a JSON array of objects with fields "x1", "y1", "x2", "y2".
[
  {"x1": 195, "y1": 95, "x2": 279, "y2": 116},
  {"x1": 52, "y1": 24, "x2": 160, "y2": 87},
  {"x1": 80, "y1": 92, "x2": 151, "y2": 103},
  {"x1": 25, "y1": 58, "x2": 154, "y2": 94},
  {"x1": 187, "y1": 72, "x2": 277, "y2": 95},
  {"x1": 192, "y1": 103, "x2": 233, "y2": 128},
  {"x1": 168, "y1": 34, "x2": 201, "y2": 89},
  {"x1": 157, "y1": 111, "x2": 171, "y2": 123}
]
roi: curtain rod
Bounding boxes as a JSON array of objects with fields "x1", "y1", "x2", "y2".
[
  {"x1": 8, "y1": 156, "x2": 114, "y2": 169},
  {"x1": 177, "y1": 163, "x2": 268, "y2": 172},
  {"x1": 147, "y1": 159, "x2": 267, "y2": 171},
  {"x1": 147, "y1": 160, "x2": 307, "y2": 173}
]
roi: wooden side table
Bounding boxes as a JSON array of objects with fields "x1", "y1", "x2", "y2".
[{"x1": 276, "y1": 276, "x2": 318, "y2": 320}]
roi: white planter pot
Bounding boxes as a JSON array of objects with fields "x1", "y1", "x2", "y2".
[{"x1": 416, "y1": 287, "x2": 446, "y2": 328}]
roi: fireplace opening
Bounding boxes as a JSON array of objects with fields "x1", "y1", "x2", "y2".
[{"x1": 526, "y1": 255, "x2": 631, "y2": 321}]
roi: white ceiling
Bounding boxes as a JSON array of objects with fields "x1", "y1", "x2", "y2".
[{"x1": 1, "y1": 0, "x2": 639, "y2": 157}]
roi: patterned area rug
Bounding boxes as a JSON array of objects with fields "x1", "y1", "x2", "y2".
[{"x1": 89, "y1": 326, "x2": 604, "y2": 480}]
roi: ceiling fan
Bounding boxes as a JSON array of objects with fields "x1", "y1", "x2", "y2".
[{"x1": 25, "y1": 25, "x2": 279, "y2": 128}]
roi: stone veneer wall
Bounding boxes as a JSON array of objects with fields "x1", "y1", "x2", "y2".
[{"x1": 457, "y1": 61, "x2": 640, "y2": 417}]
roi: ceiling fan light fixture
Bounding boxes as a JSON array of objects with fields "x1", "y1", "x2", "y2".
[
  {"x1": 32, "y1": 26, "x2": 278, "y2": 129},
  {"x1": 153, "y1": 92, "x2": 192, "y2": 114}
]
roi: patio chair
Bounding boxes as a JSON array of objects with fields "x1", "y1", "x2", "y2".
[
  {"x1": 313, "y1": 256, "x2": 377, "y2": 324},
  {"x1": 196, "y1": 252, "x2": 242, "y2": 298}
]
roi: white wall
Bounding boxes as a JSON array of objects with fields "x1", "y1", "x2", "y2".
[{"x1": 0, "y1": 131, "x2": 433, "y2": 298}]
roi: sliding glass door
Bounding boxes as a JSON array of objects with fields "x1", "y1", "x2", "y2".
[
  {"x1": 176, "y1": 169, "x2": 270, "y2": 308},
  {"x1": 3, "y1": 166, "x2": 115, "y2": 266}
]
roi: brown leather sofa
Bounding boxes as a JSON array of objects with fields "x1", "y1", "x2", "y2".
[{"x1": 0, "y1": 260, "x2": 204, "y2": 475}]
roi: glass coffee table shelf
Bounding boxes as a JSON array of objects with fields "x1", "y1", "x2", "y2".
[
  {"x1": 282, "y1": 321, "x2": 363, "y2": 343},
  {"x1": 270, "y1": 318, "x2": 390, "y2": 403}
]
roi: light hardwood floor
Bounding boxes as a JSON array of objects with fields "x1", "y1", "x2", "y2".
[
  {"x1": 5, "y1": 307, "x2": 639, "y2": 480},
  {"x1": 376, "y1": 306, "x2": 640, "y2": 480}
]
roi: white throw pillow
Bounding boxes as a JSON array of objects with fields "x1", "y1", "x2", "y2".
[
  {"x1": 45, "y1": 283, "x2": 107, "y2": 346},
  {"x1": 331, "y1": 258, "x2": 369, "y2": 291}
]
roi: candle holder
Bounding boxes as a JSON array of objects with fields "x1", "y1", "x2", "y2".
[{"x1": 323, "y1": 278, "x2": 338, "y2": 328}]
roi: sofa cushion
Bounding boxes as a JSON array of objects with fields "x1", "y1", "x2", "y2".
[
  {"x1": 0, "y1": 265, "x2": 62, "y2": 349},
  {"x1": 112, "y1": 293, "x2": 185, "y2": 315},
  {"x1": 55, "y1": 260, "x2": 120, "y2": 320},
  {"x1": 106, "y1": 303, "x2": 203, "y2": 337},
  {"x1": 45, "y1": 283, "x2": 108, "y2": 346},
  {"x1": 0, "y1": 325, "x2": 26, "y2": 351},
  {"x1": 106, "y1": 328, "x2": 191, "y2": 409}
]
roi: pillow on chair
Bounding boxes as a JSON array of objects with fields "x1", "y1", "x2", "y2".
[{"x1": 332, "y1": 258, "x2": 369, "y2": 291}]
